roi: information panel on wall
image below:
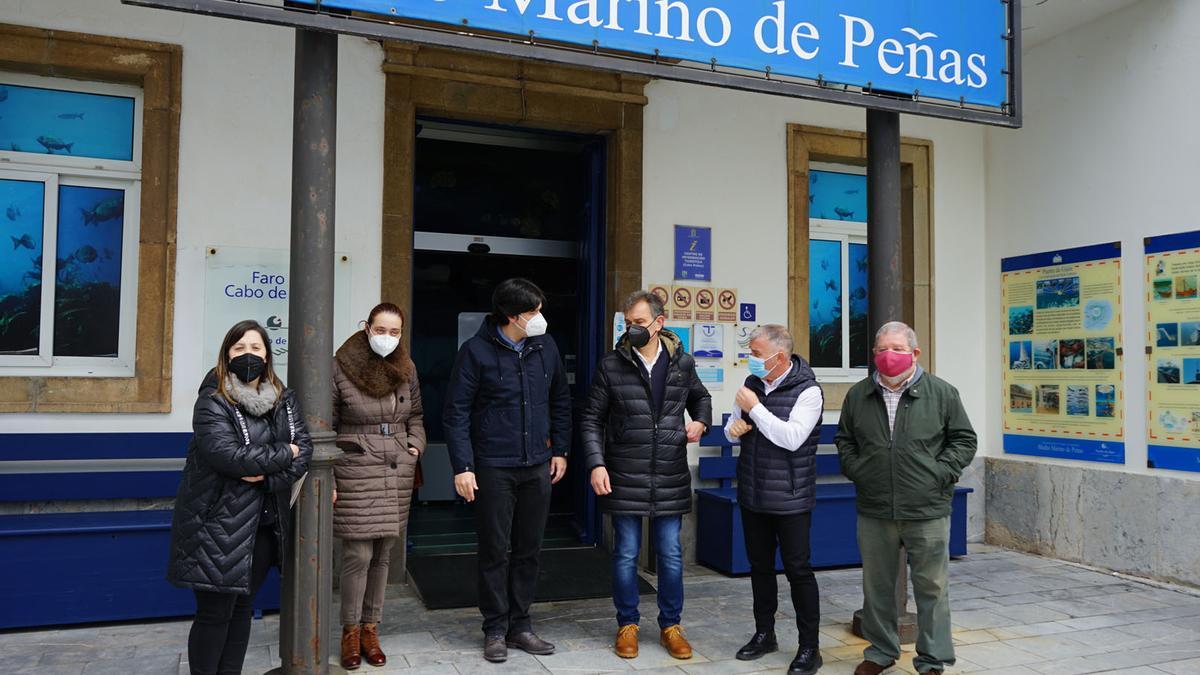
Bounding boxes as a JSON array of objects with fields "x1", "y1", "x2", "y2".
[
  {"x1": 204, "y1": 246, "x2": 353, "y2": 373},
  {"x1": 1001, "y1": 242, "x2": 1124, "y2": 464},
  {"x1": 1144, "y1": 231, "x2": 1200, "y2": 473}
]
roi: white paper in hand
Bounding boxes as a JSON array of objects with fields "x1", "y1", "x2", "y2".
[{"x1": 289, "y1": 472, "x2": 308, "y2": 508}]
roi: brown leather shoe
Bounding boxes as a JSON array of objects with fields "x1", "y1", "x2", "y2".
[
  {"x1": 360, "y1": 622, "x2": 386, "y2": 667},
  {"x1": 854, "y1": 659, "x2": 895, "y2": 675},
  {"x1": 659, "y1": 625, "x2": 693, "y2": 660},
  {"x1": 340, "y1": 624, "x2": 362, "y2": 670},
  {"x1": 615, "y1": 624, "x2": 639, "y2": 658}
]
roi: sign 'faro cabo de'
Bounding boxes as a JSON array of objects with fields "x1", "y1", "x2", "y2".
[{"x1": 300, "y1": 0, "x2": 1012, "y2": 110}]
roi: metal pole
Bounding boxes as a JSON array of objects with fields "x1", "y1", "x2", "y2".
[
  {"x1": 852, "y1": 108, "x2": 917, "y2": 644},
  {"x1": 271, "y1": 27, "x2": 345, "y2": 675}
]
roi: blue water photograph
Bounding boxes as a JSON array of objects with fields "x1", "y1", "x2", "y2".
[
  {"x1": 1008, "y1": 305, "x2": 1033, "y2": 335},
  {"x1": 1033, "y1": 339, "x2": 1058, "y2": 370},
  {"x1": 1086, "y1": 337, "x2": 1116, "y2": 370},
  {"x1": 1036, "y1": 276, "x2": 1080, "y2": 310},
  {"x1": 0, "y1": 82, "x2": 135, "y2": 161},
  {"x1": 1009, "y1": 340, "x2": 1031, "y2": 370},
  {"x1": 1181, "y1": 321, "x2": 1200, "y2": 347},
  {"x1": 54, "y1": 185, "x2": 125, "y2": 357},
  {"x1": 809, "y1": 170, "x2": 866, "y2": 222},
  {"x1": 1156, "y1": 322, "x2": 1179, "y2": 347},
  {"x1": 808, "y1": 238, "x2": 841, "y2": 368},
  {"x1": 1066, "y1": 385, "x2": 1090, "y2": 416},
  {"x1": 848, "y1": 242, "x2": 868, "y2": 368},
  {"x1": 1157, "y1": 358, "x2": 1180, "y2": 384},
  {"x1": 1184, "y1": 358, "x2": 1200, "y2": 385},
  {"x1": 1095, "y1": 385, "x2": 1116, "y2": 418},
  {"x1": 0, "y1": 177, "x2": 45, "y2": 355}
]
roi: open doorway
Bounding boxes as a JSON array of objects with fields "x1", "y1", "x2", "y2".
[{"x1": 405, "y1": 120, "x2": 617, "y2": 606}]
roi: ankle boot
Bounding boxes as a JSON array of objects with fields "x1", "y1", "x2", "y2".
[
  {"x1": 360, "y1": 622, "x2": 386, "y2": 666},
  {"x1": 341, "y1": 624, "x2": 362, "y2": 670}
]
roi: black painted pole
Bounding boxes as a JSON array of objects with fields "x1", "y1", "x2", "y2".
[
  {"x1": 273, "y1": 28, "x2": 344, "y2": 675},
  {"x1": 852, "y1": 108, "x2": 918, "y2": 643}
]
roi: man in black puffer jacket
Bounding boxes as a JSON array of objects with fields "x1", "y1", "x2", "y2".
[
  {"x1": 724, "y1": 324, "x2": 824, "y2": 675},
  {"x1": 581, "y1": 290, "x2": 711, "y2": 661}
]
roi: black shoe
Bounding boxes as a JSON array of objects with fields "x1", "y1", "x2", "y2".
[
  {"x1": 788, "y1": 646, "x2": 822, "y2": 675},
  {"x1": 506, "y1": 630, "x2": 556, "y2": 655},
  {"x1": 483, "y1": 635, "x2": 507, "y2": 663},
  {"x1": 736, "y1": 631, "x2": 778, "y2": 661}
]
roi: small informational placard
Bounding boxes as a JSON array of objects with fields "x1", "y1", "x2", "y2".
[
  {"x1": 648, "y1": 284, "x2": 671, "y2": 308},
  {"x1": 674, "y1": 225, "x2": 711, "y2": 282},
  {"x1": 1000, "y1": 242, "x2": 1124, "y2": 464},
  {"x1": 671, "y1": 285, "x2": 695, "y2": 322},
  {"x1": 697, "y1": 366, "x2": 724, "y2": 391},
  {"x1": 734, "y1": 323, "x2": 758, "y2": 363},
  {"x1": 612, "y1": 311, "x2": 627, "y2": 349},
  {"x1": 717, "y1": 288, "x2": 739, "y2": 322},
  {"x1": 695, "y1": 288, "x2": 716, "y2": 321},
  {"x1": 739, "y1": 303, "x2": 757, "y2": 323},
  {"x1": 665, "y1": 324, "x2": 691, "y2": 354},
  {"x1": 1144, "y1": 230, "x2": 1200, "y2": 473},
  {"x1": 692, "y1": 323, "x2": 724, "y2": 358},
  {"x1": 204, "y1": 246, "x2": 352, "y2": 373}
]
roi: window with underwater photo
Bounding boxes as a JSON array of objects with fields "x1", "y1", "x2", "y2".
[
  {"x1": 0, "y1": 73, "x2": 140, "y2": 372},
  {"x1": 0, "y1": 177, "x2": 46, "y2": 356},
  {"x1": 54, "y1": 185, "x2": 125, "y2": 357}
]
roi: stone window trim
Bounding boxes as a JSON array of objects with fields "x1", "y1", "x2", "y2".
[
  {"x1": 786, "y1": 124, "x2": 934, "y2": 409},
  {"x1": 379, "y1": 42, "x2": 647, "y2": 349},
  {"x1": 0, "y1": 23, "x2": 181, "y2": 413}
]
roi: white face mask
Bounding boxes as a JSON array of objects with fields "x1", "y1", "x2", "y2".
[
  {"x1": 368, "y1": 333, "x2": 400, "y2": 357},
  {"x1": 519, "y1": 313, "x2": 548, "y2": 338}
]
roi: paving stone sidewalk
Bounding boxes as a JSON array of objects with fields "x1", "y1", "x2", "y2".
[{"x1": 3, "y1": 545, "x2": 1199, "y2": 674}]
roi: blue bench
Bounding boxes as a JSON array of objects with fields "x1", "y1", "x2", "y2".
[
  {"x1": 694, "y1": 422, "x2": 972, "y2": 575},
  {"x1": 0, "y1": 432, "x2": 279, "y2": 630}
]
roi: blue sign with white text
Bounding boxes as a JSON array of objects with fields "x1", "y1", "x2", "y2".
[
  {"x1": 675, "y1": 225, "x2": 711, "y2": 281},
  {"x1": 296, "y1": 0, "x2": 1010, "y2": 108}
]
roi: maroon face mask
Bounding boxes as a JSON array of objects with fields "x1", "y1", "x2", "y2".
[{"x1": 874, "y1": 350, "x2": 914, "y2": 378}]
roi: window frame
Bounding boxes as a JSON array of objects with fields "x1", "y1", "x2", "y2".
[
  {"x1": 0, "y1": 168, "x2": 57, "y2": 367},
  {"x1": 0, "y1": 73, "x2": 144, "y2": 377},
  {"x1": 0, "y1": 72, "x2": 145, "y2": 176},
  {"x1": 0, "y1": 22, "x2": 180, "y2": 414},
  {"x1": 808, "y1": 163, "x2": 869, "y2": 383}
]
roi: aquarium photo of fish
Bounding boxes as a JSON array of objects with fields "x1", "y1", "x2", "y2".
[
  {"x1": 0, "y1": 178, "x2": 45, "y2": 355},
  {"x1": 0, "y1": 81, "x2": 135, "y2": 162},
  {"x1": 809, "y1": 170, "x2": 867, "y2": 224},
  {"x1": 808, "y1": 239, "x2": 842, "y2": 367},
  {"x1": 53, "y1": 185, "x2": 126, "y2": 357}
]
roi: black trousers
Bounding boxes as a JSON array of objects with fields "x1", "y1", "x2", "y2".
[
  {"x1": 740, "y1": 507, "x2": 821, "y2": 647},
  {"x1": 475, "y1": 463, "x2": 552, "y2": 637},
  {"x1": 188, "y1": 526, "x2": 278, "y2": 675}
]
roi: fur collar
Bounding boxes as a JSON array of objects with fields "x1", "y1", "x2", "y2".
[
  {"x1": 225, "y1": 375, "x2": 280, "y2": 417},
  {"x1": 335, "y1": 330, "x2": 415, "y2": 399}
]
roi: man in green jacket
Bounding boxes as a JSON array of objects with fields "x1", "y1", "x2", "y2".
[{"x1": 836, "y1": 322, "x2": 977, "y2": 675}]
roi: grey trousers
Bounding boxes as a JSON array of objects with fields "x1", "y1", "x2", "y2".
[{"x1": 340, "y1": 537, "x2": 397, "y2": 626}]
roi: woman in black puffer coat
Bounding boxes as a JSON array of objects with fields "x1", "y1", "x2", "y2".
[{"x1": 168, "y1": 320, "x2": 313, "y2": 675}]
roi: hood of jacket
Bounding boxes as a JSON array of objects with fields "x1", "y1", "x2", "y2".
[{"x1": 335, "y1": 330, "x2": 415, "y2": 399}]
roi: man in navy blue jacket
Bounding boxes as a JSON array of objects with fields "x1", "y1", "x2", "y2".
[{"x1": 444, "y1": 278, "x2": 572, "y2": 663}]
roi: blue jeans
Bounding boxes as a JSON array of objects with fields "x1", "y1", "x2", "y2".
[{"x1": 611, "y1": 514, "x2": 683, "y2": 629}]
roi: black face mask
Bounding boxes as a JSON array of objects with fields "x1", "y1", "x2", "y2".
[
  {"x1": 229, "y1": 353, "x2": 266, "y2": 384},
  {"x1": 626, "y1": 324, "x2": 652, "y2": 349}
]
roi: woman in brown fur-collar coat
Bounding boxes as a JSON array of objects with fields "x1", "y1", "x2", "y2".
[{"x1": 332, "y1": 302, "x2": 425, "y2": 670}]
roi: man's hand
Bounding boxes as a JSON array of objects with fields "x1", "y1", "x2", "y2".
[
  {"x1": 685, "y1": 421, "x2": 706, "y2": 443},
  {"x1": 550, "y1": 457, "x2": 568, "y2": 484},
  {"x1": 289, "y1": 443, "x2": 301, "y2": 459},
  {"x1": 735, "y1": 386, "x2": 760, "y2": 413},
  {"x1": 241, "y1": 475, "x2": 264, "y2": 483},
  {"x1": 590, "y1": 466, "x2": 612, "y2": 495},
  {"x1": 332, "y1": 489, "x2": 338, "y2": 505},
  {"x1": 728, "y1": 418, "x2": 752, "y2": 439},
  {"x1": 455, "y1": 471, "x2": 479, "y2": 502},
  {"x1": 408, "y1": 446, "x2": 420, "y2": 457}
]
